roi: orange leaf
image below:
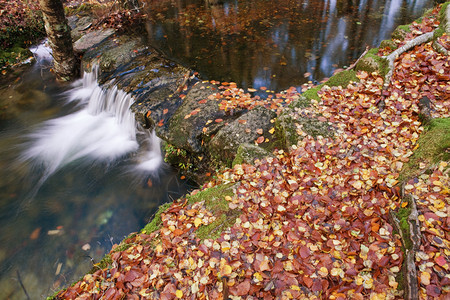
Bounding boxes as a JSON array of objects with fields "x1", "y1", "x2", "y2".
[
  {"x1": 163, "y1": 109, "x2": 169, "y2": 114},
  {"x1": 215, "y1": 119, "x2": 223, "y2": 123},
  {"x1": 256, "y1": 128, "x2": 263, "y2": 135},
  {"x1": 256, "y1": 136, "x2": 264, "y2": 144},
  {"x1": 30, "y1": 228, "x2": 41, "y2": 240},
  {"x1": 259, "y1": 259, "x2": 270, "y2": 272}
]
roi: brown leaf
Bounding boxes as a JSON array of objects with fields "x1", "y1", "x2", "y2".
[
  {"x1": 234, "y1": 280, "x2": 251, "y2": 296},
  {"x1": 299, "y1": 246, "x2": 310, "y2": 259}
]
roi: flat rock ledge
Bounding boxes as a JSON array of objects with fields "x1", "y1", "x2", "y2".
[{"x1": 70, "y1": 20, "x2": 332, "y2": 182}]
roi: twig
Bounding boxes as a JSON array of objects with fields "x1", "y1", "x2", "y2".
[
  {"x1": 346, "y1": 46, "x2": 370, "y2": 71},
  {"x1": 16, "y1": 270, "x2": 31, "y2": 300}
]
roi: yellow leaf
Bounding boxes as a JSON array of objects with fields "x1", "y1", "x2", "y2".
[
  {"x1": 176, "y1": 290, "x2": 183, "y2": 298},
  {"x1": 194, "y1": 218, "x2": 202, "y2": 228},
  {"x1": 269, "y1": 127, "x2": 275, "y2": 134},
  {"x1": 420, "y1": 271, "x2": 430, "y2": 285},
  {"x1": 318, "y1": 266, "x2": 328, "y2": 277},
  {"x1": 253, "y1": 272, "x2": 263, "y2": 282},
  {"x1": 222, "y1": 264, "x2": 232, "y2": 276}
]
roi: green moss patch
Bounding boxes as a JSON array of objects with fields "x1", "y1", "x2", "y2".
[
  {"x1": 141, "y1": 202, "x2": 173, "y2": 234},
  {"x1": 186, "y1": 183, "x2": 241, "y2": 240},
  {"x1": 392, "y1": 24, "x2": 411, "y2": 40},
  {"x1": 399, "y1": 118, "x2": 450, "y2": 182},
  {"x1": 302, "y1": 70, "x2": 360, "y2": 101},
  {"x1": 356, "y1": 53, "x2": 389, "y2": 77}
]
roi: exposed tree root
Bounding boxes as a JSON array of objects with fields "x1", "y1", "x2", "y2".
[
  {"x1": 433, "y1": 39, "x2": 449, "y2": 55},
  {"x1": 389, "y1": 192, "x2": 422, "y2": 300},
  {"x1": 382, "y1": 31, "x2": 435, "y2": 88}
]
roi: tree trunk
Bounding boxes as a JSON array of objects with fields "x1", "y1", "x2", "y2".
[
  {"x1": 119, "y1": 0, "x2": 140, "y2": 10},
  {"x1": 39, "y1": 0, "x2": 79, "y2": 81}
]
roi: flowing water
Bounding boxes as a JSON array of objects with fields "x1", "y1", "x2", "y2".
[{"x1": 0, "y1": 43, "x2": 192, "y2": 299}]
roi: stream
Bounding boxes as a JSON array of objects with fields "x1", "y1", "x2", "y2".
[{"x1": 0, "y1": 0, "x2": 435, "y2": 298}]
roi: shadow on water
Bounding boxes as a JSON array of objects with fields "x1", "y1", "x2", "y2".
[
  {"x1": 0, "y1": 43, "x2": 194, "y2": 299},
  {"x1": 143, "y1": 0, "x2": 434, "y2": 91}
]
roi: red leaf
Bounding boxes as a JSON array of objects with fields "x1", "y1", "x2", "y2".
[
  {"x1": 235, "y1": 280, "x2": 251, "y2": 296},
  {"x1": 426, "y1": 285, "x2": 441, "y2": 297},
  {"x1": 435, "y1": 256, "x2": 446, "y2": 267},
  {"x1": 299, "y1": 246, "x2": 310, "y2": 259}
]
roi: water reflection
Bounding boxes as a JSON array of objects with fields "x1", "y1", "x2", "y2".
[{"x1": 143, "y1": 0, "x2": 434, "y2": 91}]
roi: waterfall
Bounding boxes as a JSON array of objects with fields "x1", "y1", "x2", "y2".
[{"x1": 23, "y1": 66, "x2": 162, "y2": 182}]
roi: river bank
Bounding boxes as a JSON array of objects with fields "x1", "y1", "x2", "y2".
[{"x1": 50, "y1": 2, "x2": 449, "y2": 299}]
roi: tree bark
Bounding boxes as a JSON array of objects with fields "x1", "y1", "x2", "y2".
[
  {"x1": 119, "y1": 0, "x2": 140, "y2": 10},
  {"x1": 39, "y1": 0, "x2": 79, "y2": 81}
]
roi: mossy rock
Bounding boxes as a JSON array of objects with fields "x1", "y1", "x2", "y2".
[
  {"x1": 141, "y1": 202, "x2": 173, "y2": 234},
  {"x1": 399, "y1": 117, "x2": 450, "y2": 182},
  {"x1": 186, "y1": 183, "x2": 241, "y2": 240},
  {"x1": 208, "y1": 106, "x2": 277, "y2": 166},
  {"x1": 301, "y1": 70, "x2": 359, "y2": 101},
  {"x1": 160, "y1": 81, "x2": 238, "y2": 153},
  {"x1": 355, "y1": 53, "x2": 389, "y2": 77},
  {"x1": 380, "y1": 39, "x2": 398, "y2": 51},
  {"x1": 439, "y1": 2, "x2": 450, "y2": 34},
  {"x1": 392, "y1": 24, "x2": 411, "y2": 40},
  {"x1": 232, "y1": 143, "x2": 274, "y2": 167},
  {"x1": 433, "y1": 2, "x2": 450, "y2": 44},
  {"x1": 275, "y1": 110, "x2": 333, "y2": 150},
  {"x1": 74, "y1": 28, "x2": 116, "y2": 55},
  {"x1": 326, "y1": 69, "x2": 359, "y2": 87}
]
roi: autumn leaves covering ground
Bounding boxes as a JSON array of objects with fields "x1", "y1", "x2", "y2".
[{"x1": 55, "y1": 6, "x2": 449, "y2": 300}]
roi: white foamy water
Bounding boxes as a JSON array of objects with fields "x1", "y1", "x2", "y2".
[{"x1": 23, "y1": 67, "x2": 162, "y2": 179}]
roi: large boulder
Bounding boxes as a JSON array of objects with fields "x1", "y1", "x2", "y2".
[
  {"x1": 209, "y1": 106, "x2": 277, "y2": 165},
  {"x1": 73, "y1": 28, "x2": 115, "y2": 54},
  {"x1": 275, "y1": 96, "x2": 333, "y2": 149},
  {"x1": 232, "y1": 143, "x2": 274, "y2": 167},
  {"x1": 158, "y1": 81, "x2": 245, "y2": 153}
]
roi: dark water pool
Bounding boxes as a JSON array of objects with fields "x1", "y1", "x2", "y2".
[{"x1": 144, "y1": 0, "x2": 434, "y2": 91}]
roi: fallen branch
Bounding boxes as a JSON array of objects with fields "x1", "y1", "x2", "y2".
[
  {"x1": 433, "y1": 39, "x2": 449, "y2": 55},
  {"x1": 382, "y1": 31, "x2": 434, "y2": 87},
  {"x1": 346, "y1": 46, "x2": 370, "y2": 71}
]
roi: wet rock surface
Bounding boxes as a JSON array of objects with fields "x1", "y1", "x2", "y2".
[{"x1": 72, "y1": 18, "x2": 329, "y2": 179}]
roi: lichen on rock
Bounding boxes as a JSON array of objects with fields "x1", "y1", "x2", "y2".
[{"x1": 208, "y1": 106, "x2": 277, "y2": 166}]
